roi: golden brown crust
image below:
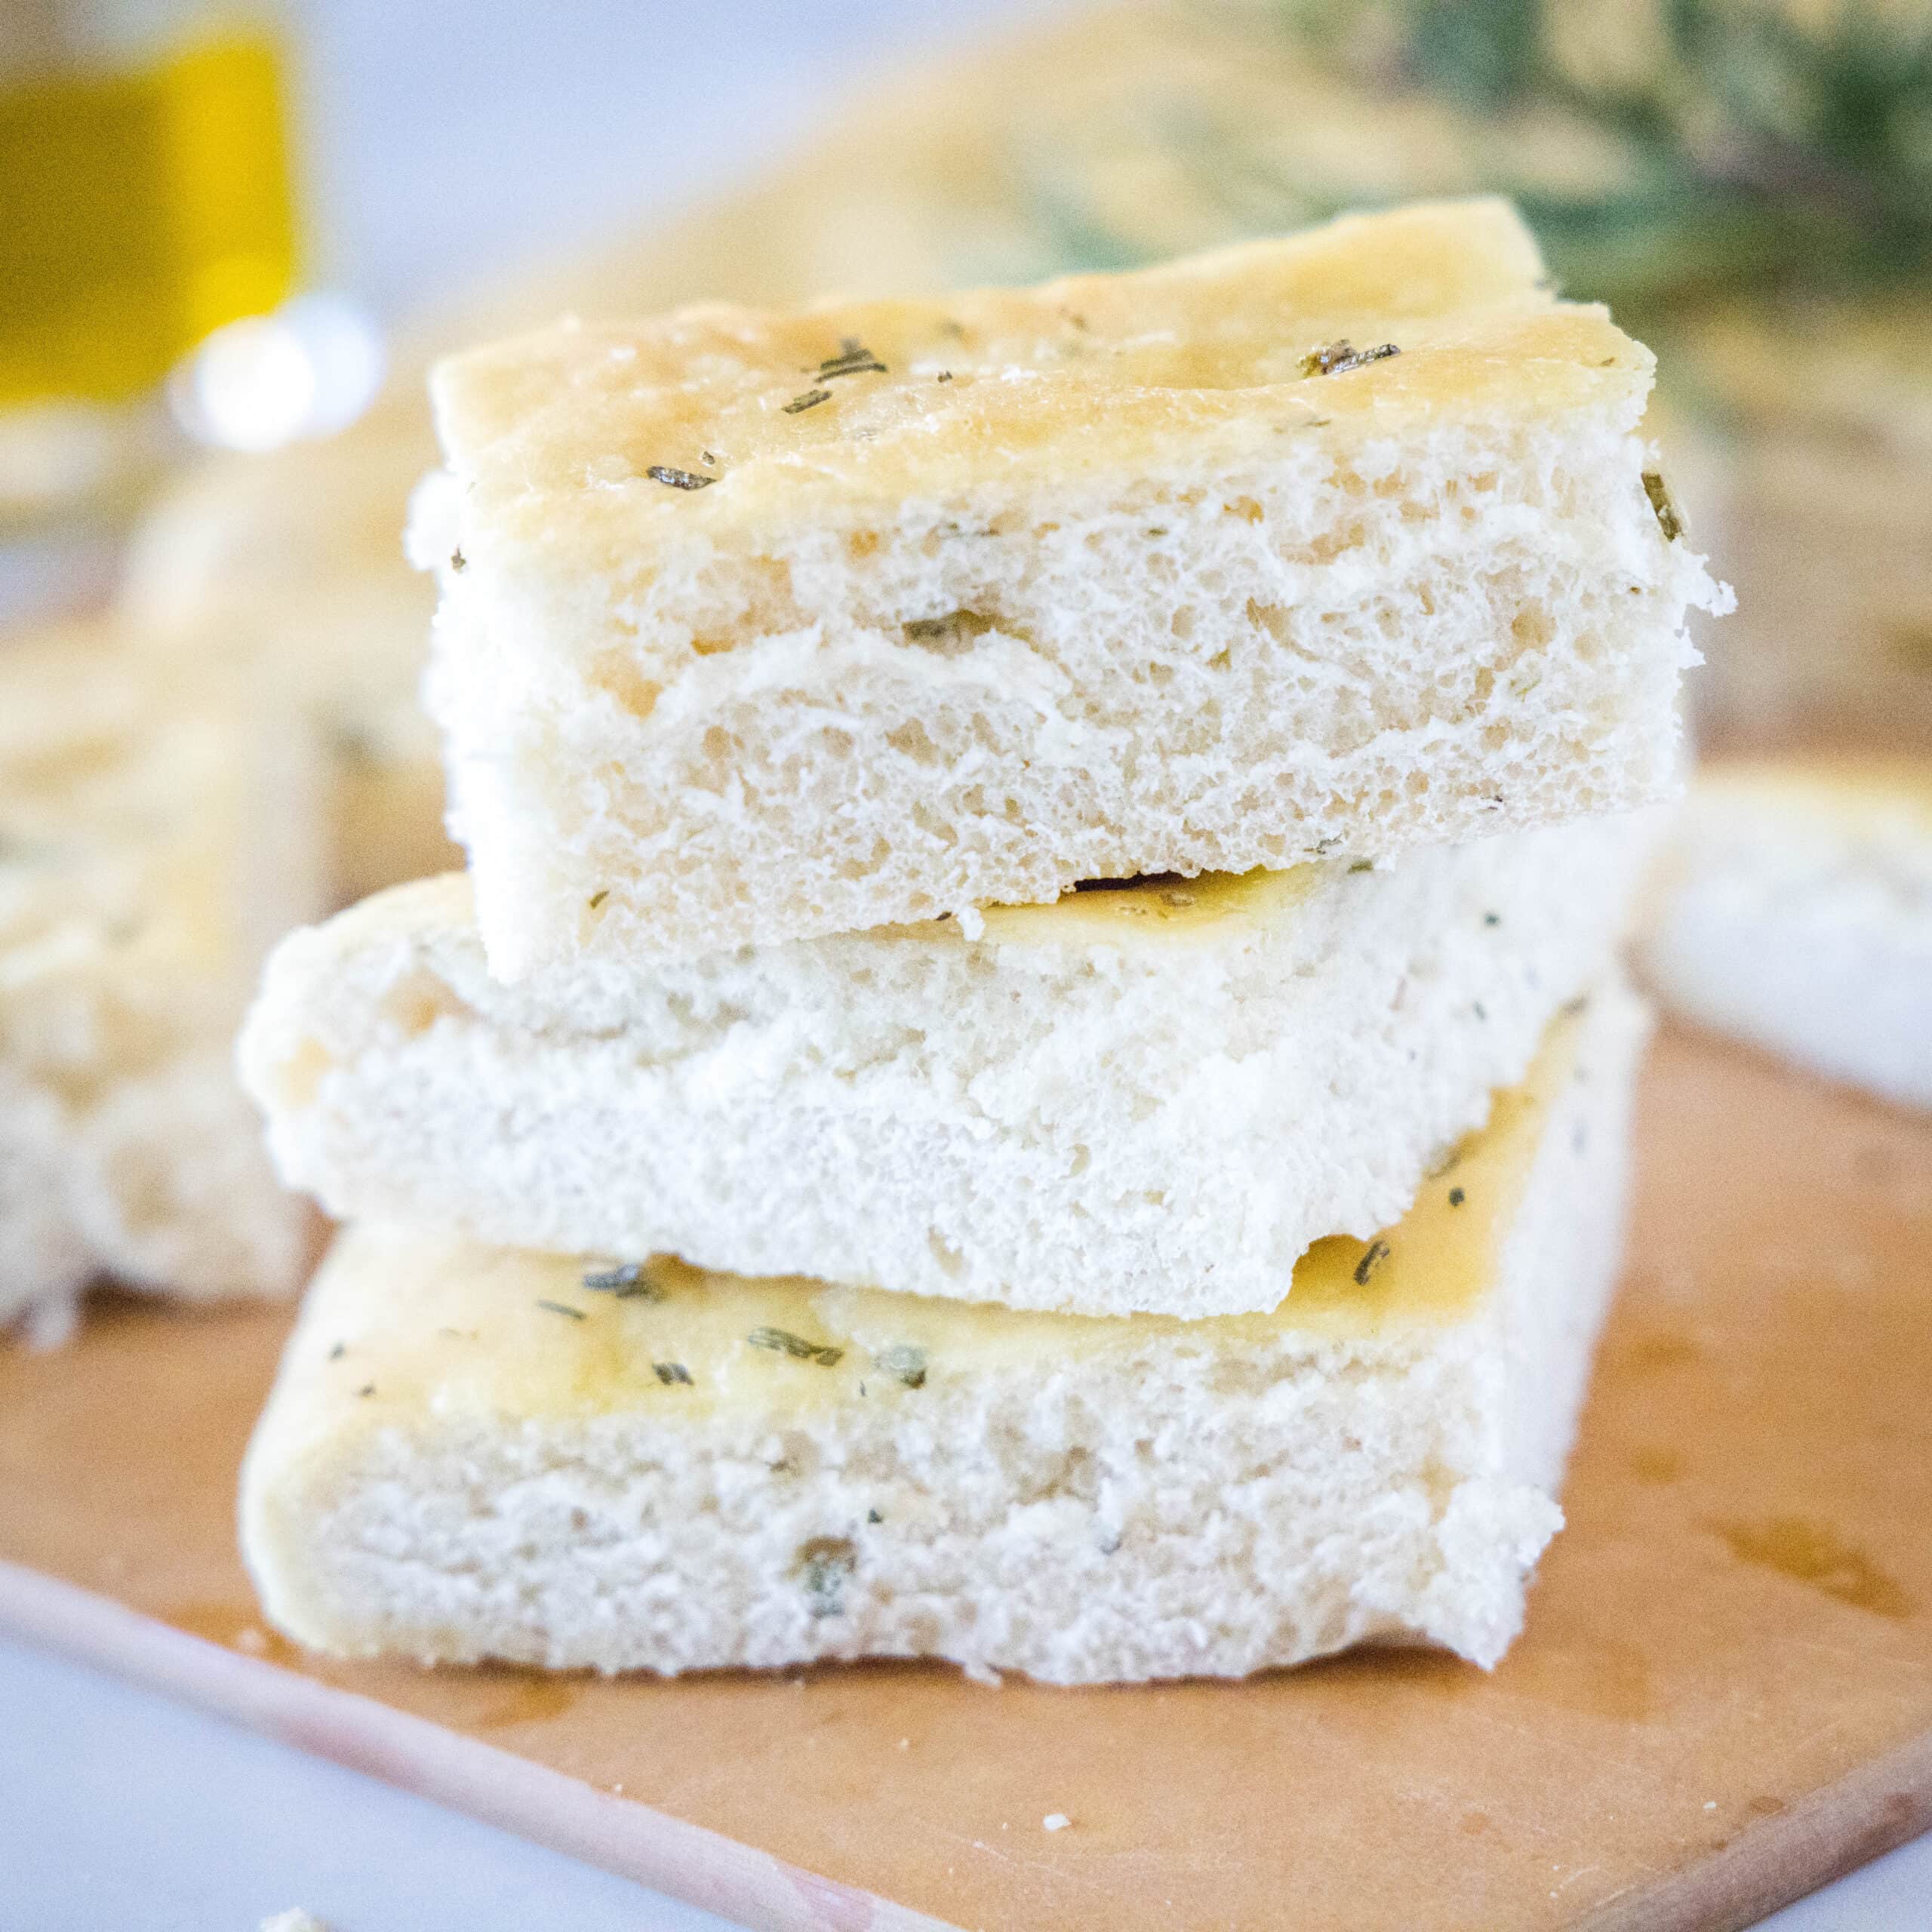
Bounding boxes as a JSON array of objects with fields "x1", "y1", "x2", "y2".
[{"x1": 430, "y1": 200, "x2": 1648, "y2": 543}]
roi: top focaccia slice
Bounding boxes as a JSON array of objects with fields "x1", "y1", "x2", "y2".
[{"x1": 419, "y1": 197, "x2": 1725, "y2": 971}]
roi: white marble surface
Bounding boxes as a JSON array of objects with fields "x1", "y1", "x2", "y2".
[
  {"x1": 3, "y1": 1628, "x2": 1928, "y2": 1930},
  {"x1": 2, "y1": 4, "x2": 1926, "y2": 1926},
  {"x1": 0, "y1": 1632, "x2": 733, "y2": 1931}
]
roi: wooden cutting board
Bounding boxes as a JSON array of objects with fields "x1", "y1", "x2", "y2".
[{"x1": 3, "y1": 1026, "x2": 1930, "y2": 1932}]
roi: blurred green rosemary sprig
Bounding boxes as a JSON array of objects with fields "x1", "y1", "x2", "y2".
[{"x1": 1031, "y1": 0, "x2": 1932, "y2": 320}]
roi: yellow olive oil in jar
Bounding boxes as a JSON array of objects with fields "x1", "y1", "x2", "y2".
[{"x1": 0, "y1": 4, "x2": 298, "y2": 408}]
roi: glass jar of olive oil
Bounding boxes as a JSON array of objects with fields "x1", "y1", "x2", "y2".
[
  {"x1": 0, "y1": 0, "x2": 298, "y2": 411},
  {"x1": 0, "y1": 2, "x2": 310, "y2": 616}
]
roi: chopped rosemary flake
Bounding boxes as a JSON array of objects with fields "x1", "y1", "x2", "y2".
[
  {"x1": 537, "y1": 1299, "x2": 586, "y2": 1321},
  {"x1": 449, "y1": 546, "x2": 466, "y2": 573},
  {"x1": 815, "y1": 337, "x2": 887, "y2": 379},
  {"x1": 587, "y1": 890, "x2": 608, "y2": 911},
  {"x1": 581, "y1": 1261, "x2": 664, "y2": 1300},
  {"x1": 1561, "y1": 993, "x2": 1592, "y2": 1017},
  {"x1": 1353, "y1": 1239, "x2": 1392, "y2": 1287},
  {"x1": 936, "y1": 369, "x2": 954, "y2": 383},
  {"x1": 1890, "y1": 621, "x2": 1932, "y2": 669},
  {"x1": 328, "y1": 1341, "x2": 346, "y2": 1361},
  {"x1": 1474, "y1": 1002, "x2": 1487, "y2": 1021},
  {"x1": 866, "y1": 1508, "x2": 884, "y2": 1524},
  {"x1": 902, "y1": 608, "x2": 996, "y2": 645},
  {"x1": 748, "y1": 1325, "x2": 844, "y2": 1367},
  {"x1": 1642, "y1": 471, "x2": 1683, "y2": 541},
  {"x1": 646, "y1": 464, "x2": 714, "y2": 491},
  {"x1": 1448, "y1": 1186, "x2": 1466, "y2": 1208},
  {"x1": 1483, "y1": 911, "x2": 1501, "y2": 927},
  {"x1": 1349, "y1": 860, "x2": 1374, "y2": 873},
  {"x1": 875, "y1": 1344, "x2": 928, "y2": 1389},
  {"x1": 356, "y1": 1383, "x2": 375, "y2": 1398},
  {"x1": 653, "y1": 1361, "x2": 693, "y2": 1386},
  {"x1": 1076, "y1": 870, "x2": 1186, "y2": 895},
  {"x1": 796, "y1": 1536, "x2": 857, "y2": 1617},
  {"x1": 332, "y1": 723, "x2": 377, "y2": 767},
  {"x1": 1301, "y1": 340, "x2": 1400, "y2": 378},
  {"x1": 785, "y1": 387, "x2": 832, "y2": 414},
  {"x1": 700, "y1": 449, "x2": 718, "y2": 467}
]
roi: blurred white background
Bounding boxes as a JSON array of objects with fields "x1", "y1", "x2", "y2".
[{"x1": 287, "y1": 0, "x2": 1063, "y2": 317}]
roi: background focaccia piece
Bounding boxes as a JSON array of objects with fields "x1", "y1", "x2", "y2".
[
  {"x1": 243, "y1": 811, "x2": 1655, "y2": 1320},
  {"x1": 419, "y1": 198, "x2": 1726, "y2": 971},
  {"x1": 1638, "y1": 757, "x2": 1932, "y2": 1111},
  {"x1": 241, "y1": 978, "x2": 1648, "y2": 1683},
  {"x1": 0, "y1": 627, "x2": 322, "y2": 1343},
  {"x1": 119, "y1": 429, "x2": 460, "y2": 906}
]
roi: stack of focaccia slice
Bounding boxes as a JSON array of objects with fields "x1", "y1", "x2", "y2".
[{"x1": 238, "y1": 199, "x2": 1725, "y2": 1681}]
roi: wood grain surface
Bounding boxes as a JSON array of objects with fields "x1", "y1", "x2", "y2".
[{"x1": 3, "y1": 1026, "x2": 1930, "y2": 1932}]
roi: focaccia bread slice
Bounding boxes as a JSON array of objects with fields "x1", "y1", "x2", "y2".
[
  {"x1": 0, "y1": 626, "x2": 322, "y2": 1343},
  {"x1": 417, "y1": 197, "x2": 1725, "y2": 971},
  {"x1": 242, "y1": 811, "x2": 1654, "y2": 1321},
  {"x1": 241, "y1": 979, "x2": 1647, "y2": 1682},
  {"x1": 1638, "y1": 756, "x2": 1932, "y2": 1111}
]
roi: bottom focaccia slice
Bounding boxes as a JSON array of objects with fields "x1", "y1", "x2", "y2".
[
  {"x1": 242, "y1": 980, "x2": 1647, "y2": 1684},
  {"x1": 1638, "y1": 756, "x2": 1932, "y2": 1111}
]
